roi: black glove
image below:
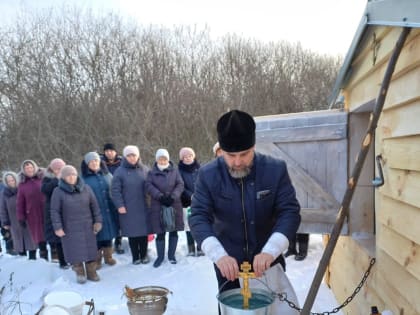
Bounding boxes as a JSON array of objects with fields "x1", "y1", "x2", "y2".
[
  {"x1": 19, "y1": 220, "x2": 27, "y2": 228},
  {"x1": 159, "y1": 195, "x2": 174, "y2": 207}
]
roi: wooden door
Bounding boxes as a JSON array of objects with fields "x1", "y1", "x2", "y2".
[{"x1": 255, "y1": 109, "x2": 348, "y2": 234}]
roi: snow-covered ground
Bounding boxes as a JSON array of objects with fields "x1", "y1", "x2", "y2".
[{"x1": 0, "y1": 234, "x2": 343, "y2": 315}]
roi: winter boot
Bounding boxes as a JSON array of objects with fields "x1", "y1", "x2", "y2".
[
  {"x1": 103, "y1": 247, "x2": 116, "y2": 266},
  {"x1": 153, "y1": 240, "x2": 165, "y2": 268},
  {"x1": 72, "y1": 263, "x2": 87, "y2": 284},
  {"x1": 295, "y1": 242, "x2": 308, "y2": 261},
  {"x1": 28, "y1": 250, "x2": 37, "y2": 260},
  {"x1": 168, "y1": 234, "x2": 178, "y2": 264},
  {"x1": 284, "y1": 237, "x2": 297, "y2": 257},
  {"x1": 187, "y1": 244, "x2": 195, "y2": 257},
  {"x1": 50, "y1": 244, "x2": 59, "y2": 262},
  {"x1": 86, "y1": 261, "x2": 100, "y2": 281},
  {"x1": 38, "y1": 242, "x2": 48, "y2": 261},
  {"x1": 295, "y1": 234, "x2": 309, "y2": 261},
  {"x1": 96, "y1": 249, "x2": 103, "y2": 269},
  {"x1": 39, "y1": 250, "x2": 48, "y2": 261},
  {"x1": 114, "y1": 236, "x2": 125, "y2": 254}
]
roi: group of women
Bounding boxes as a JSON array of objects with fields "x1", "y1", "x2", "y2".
[{"x1": 0, "y1": 145, "x2": 203, "y2": 284}]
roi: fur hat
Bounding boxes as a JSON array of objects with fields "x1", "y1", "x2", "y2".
[
  {"x1": 217, "y1": 110, "x2": 256, "y2": 152},
  {"x1": 84, "y1": 152, "x2": 100, "y2": 165},
  {"x1": 123, "y1": 145, "x2": 140, "y2": 158},
  {"x1": 20, "y1": 160, "x2": 39, "y2": 175},
  {"x1": 212, "y1": 142, "x2": 221, "y2": 156},
  {"x1": 2, "y1": 171, "x2": 19, "y2": 187},
  {"x1": 60, "y1": 165, "x2": 78, "y2": 178},
  {"x1": 48, "y1": 158, "x2": 66, "y2": 172},
  {"x1": 103, "y1": 143, "x2": 116, "y2": 152},
  {"x1": 179, "y1": 147, "x2": 195, "y2": 160},
  {"x1": 155, "y1": 148, "x2": 170, "y2": 161}
]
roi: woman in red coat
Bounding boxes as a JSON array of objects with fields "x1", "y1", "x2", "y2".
[{"x1": 16, "y1": 160, "x2": 47, "y2": 260}]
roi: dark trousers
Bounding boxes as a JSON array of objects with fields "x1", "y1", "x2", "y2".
[{"x1": 128, "y1": 236, "x2": 148, "y2": 261}]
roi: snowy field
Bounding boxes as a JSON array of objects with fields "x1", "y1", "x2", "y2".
[{"x1": 0, "y1": 234, "x2": 343, "y2": 315}]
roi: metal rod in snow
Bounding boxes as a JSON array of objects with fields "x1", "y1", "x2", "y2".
[{"x1": 300, "y1": 26, "x2": 411, "y2": 315}]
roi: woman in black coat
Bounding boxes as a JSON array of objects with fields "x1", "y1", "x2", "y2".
[
  {"x1": 41, "y1": 158, "x2": 68, "y2": 268},
  {"x1": 178, "y1": 147, "x2": 203, "y2": 256},
  {"x1": 146, "y1": 148, "x2": 184, "y2": 268}
]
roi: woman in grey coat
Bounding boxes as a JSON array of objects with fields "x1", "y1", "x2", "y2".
[
  {"x1": 0, "y1": 171, "x2": 37, "y2": 257},
  {"x1": 50, "y1": 165, "x2": 102, "y2": 284},
  {"x1": 111, "y1": 145, "x2": 150, "y2": 265}
]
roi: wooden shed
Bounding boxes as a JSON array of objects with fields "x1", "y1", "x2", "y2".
[{"x1": 256, "y1": 0, "x2": 420, "y2": 314}]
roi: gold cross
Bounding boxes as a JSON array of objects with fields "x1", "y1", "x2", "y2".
[{"x1": 238, "y1": 261, "x2": 256, "y2": 309}]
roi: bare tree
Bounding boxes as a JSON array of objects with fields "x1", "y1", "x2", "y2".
[{"x1": 0, "y1": 7, "x2": 342, "y2": 170}]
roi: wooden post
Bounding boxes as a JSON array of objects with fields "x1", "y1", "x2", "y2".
[{"x1": 300, "y1": 26, "x2": 412, "y2": 315}]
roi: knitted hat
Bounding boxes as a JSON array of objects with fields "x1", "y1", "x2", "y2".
[
  {"x1": 123, "y1": 145, "x2": 140, "y2": 158},
  {"x1": 217, "y1": 110, "x2": 256, "y2": 152},
  {"x1": 84, "y1": 152, "x2": 100, "y2": 165},
  {"x1": 155, "y1": 148, "x2": 170, "y2": 161},
  {"x1": 103, "y1": 143, "x2": 116, "y2": 152},
  {"x1": 60, "y1": 165, "x2": 78, "y2": 178},
  {"x1": 48, "y1": 158, "x2": 66, "y2": 172},
  {"x1": 179, "y1": 147, "x2": 195, "y2": 160}
]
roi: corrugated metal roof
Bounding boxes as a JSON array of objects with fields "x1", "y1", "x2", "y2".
[{"x1": 328, "y1": 0, "x2": 420, "y2": 109}]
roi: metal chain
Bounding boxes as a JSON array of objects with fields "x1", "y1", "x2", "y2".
[{"x1": 275, "y1": 257, "x2": 376, "y2": 315}]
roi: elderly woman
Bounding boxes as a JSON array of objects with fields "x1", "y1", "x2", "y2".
[
  {"x1": 41, "y1": 158, "x2": 68, "y2": 268},
  {"x1": 178, "y1": 147, "x2": 203, "y2": 257},
  {"x1": 146, "y1": 148, "x2": 184, "y2": 268},
  {"x1": 50, "y1": 165, "x2": 102, "y2": 284},
  {"x1": 111, "y1": 145, "x2": 150, "y2": 265},
  {"x1": 16, "y1": 160, "x2": 47, "y2": 260},
  {"x1": 82, "y1": 152, "x2": 118, "y2": 269},
  {"x1": 1, "y1": 171, "x2": 37, "y2": 258}
]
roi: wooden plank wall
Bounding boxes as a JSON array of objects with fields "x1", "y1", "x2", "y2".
[{"x1": 328, "y1": 26, "x2": 420, "y2": 314}]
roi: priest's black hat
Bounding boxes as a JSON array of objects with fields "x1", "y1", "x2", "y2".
[{"x1": 217, "y1": 109, "x2": 256, "y2": 152}]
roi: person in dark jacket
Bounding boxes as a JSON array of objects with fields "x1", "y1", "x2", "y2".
[
  {"x1": 82, "y1": 152, "x2": 118, "y2": 269},
  {"x1": 146, "y1": 148, "x2": 184, "y2": 268},
  {"x1": 1, "y1": 171, "x2": 37, "y2": 257},
  {"x1": 178, "y1": 147, "x2": 203, "y2": 257},
  {"x1": 16, "y1": 160, "x2": 48, "y2": 260},
  {"x1": 50, "y1": 165, "x2": 102, "y2": 284},
  {"x1": 41, "y1": 158, "x2": 68, "y2": 268},
  {"x1": 189, "y1": 110, "x2": 301, "y2": 315},
  {"x1": 100, "y1": 143, "x2": 125, "y2": 254},
  {"x1": 111, "y1": 145, "x2": 150, "y2": 265}
]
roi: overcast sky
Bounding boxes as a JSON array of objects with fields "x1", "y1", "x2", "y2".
[{"x1": 0, "y1": 0, "x2": 367, "y2": 56}]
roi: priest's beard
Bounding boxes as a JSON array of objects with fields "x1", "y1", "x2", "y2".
[{"x1": 228, "y1": 164, "x2": 252, "y2": 179}]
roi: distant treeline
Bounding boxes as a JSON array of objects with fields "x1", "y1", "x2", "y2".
[{"x1": 0, "y1": 8, "x2": 342, "y2": 170}]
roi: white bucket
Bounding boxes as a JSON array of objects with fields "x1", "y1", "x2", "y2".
[
  {"x1": 43, "y1": 291, "x2": 84, "y2": 315},
  {"x1": 40, "y1": 305, "x2": 72, "y2": 315}
]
